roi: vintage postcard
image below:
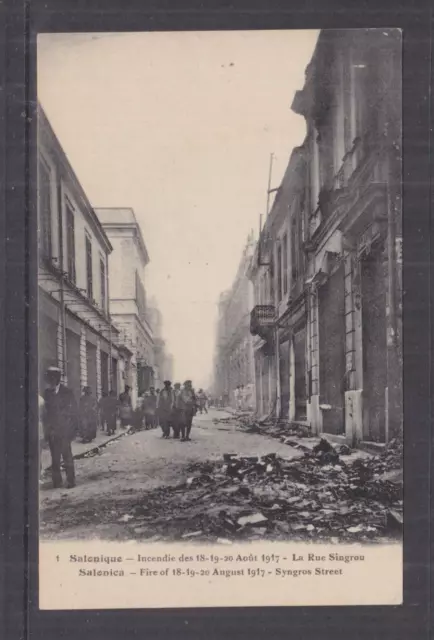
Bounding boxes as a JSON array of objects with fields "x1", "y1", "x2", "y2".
[{"x1": 37, "y1": 28, "x2": 403, "y2": 609}]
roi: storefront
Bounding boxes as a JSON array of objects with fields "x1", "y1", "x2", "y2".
[
  {"x1": 318, "y1": 264, "x2": 346, "y2": 435},
  {"x1": 361, "y1": 241, "x2": 387, "y2": 442}
]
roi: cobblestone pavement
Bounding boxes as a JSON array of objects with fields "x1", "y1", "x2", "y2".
[{"x1": 40, "y1": 409, "x2": 299, "y2": 540}]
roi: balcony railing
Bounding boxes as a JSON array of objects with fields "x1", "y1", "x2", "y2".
[{"x1": 250, "y1": 305, "x2": 276, "y2": 340}]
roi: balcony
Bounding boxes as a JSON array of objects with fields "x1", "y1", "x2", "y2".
[{"x1": 250, "y1": 305, "x2": 276, "y2": 341}]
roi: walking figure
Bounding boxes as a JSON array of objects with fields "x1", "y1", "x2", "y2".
[
  {"x1": 79, "y1": 386, "x2": 98, "y2": 443},
  {"x1": 42, "y1": 367, "x2": 78, "y2": 489},
  {"x1": 98, "y1": 391, "x2": 108, "y2": 432},
  {"x1": 119, "y1": 385, "x2": 133, "y2": 429},
  {"x1": 197, "y1": 389, "x2": 208, "y2": 414},
  {"x1": 104, "y1": 389, "x2": 119, "y2": 436},
  {"x1": 144, "y1": 387, "x2": 158, "y2": 429},
  {"x1": 179, "y1": 380, "x2": 197, "y2": 442},
  {"x1": 158, "y1": 380, "x2": 174, "y2": 438},
  {"x1": 172, "y1": 383, "x2": 182, "y2": 439}
]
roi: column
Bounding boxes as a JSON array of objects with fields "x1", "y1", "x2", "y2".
[
  {"x1": 344, "y1": 251, "x2": 363, "y2": 445},
  {"x1": 308, "y1": 288, "x2": 321, "y2": 434},
  {"x1": 57, "y1": 322, "x2": 66, "y2": 384},
  {"x1": 96, "y1": 337, "x2": 101, "y2": 400},
  {"x1": 79, "y1": 325, "x2": 87, "y2": 389}
]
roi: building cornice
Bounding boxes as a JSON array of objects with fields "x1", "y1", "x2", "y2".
[{"x1": 38, "y1": 105, "x2": 113, "y2": 254}]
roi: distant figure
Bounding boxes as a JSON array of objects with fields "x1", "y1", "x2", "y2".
[
  {"x1": 79, "y1": 386, "x2": 98, "y2": 443},
  {"x1": 144, "y1": 387, "x2": 158, "y2": 429},
  {"x1": 43, "y1": 367, "x2": 78, "y2": 489},
  {"x1": 105, "y1": 390, "x2": 119, "y2": 436},
  {"x1": 158, "y1": 381, "x2": 174, "y2": 438},
  {"x1": 239, "y1": 384, "x2": 246, "y2": 411},
  {"x1": 133, "y1": 391, "x2": 145, "y2": 431},
  {"x1": 179, "y1": 380, "x2": 197, "y2": 442},
  {"x1": 234, "y1": 385, "x2": 242, "y2": 411},
  {"x1": 119, "y1": 385, "x2": 133, "y2": 429},
  {"x1": 172, "y1": 383, "x2": 182, "y2": 439},
  {"x1": 98, "y1": 391, "x2": 108, "y2": 432},
  {"x1": 197, "y1": 389, "x2": 208, "y2": 414}
]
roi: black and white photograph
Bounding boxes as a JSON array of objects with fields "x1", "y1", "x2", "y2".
[{"x1": 37, "y1": 28, "x2": 403, "y2": 608}]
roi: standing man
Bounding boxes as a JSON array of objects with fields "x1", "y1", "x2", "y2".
[
  {"x1": 197, "y1": 389, "x2": 208, "y2": 414},
  {"x1": 158, "y1": 380, "x2": 174, "y2": 438},
  {"x1": 144, "y1": 387, "x2": 158, "y2": 429},
  {"x1": 98, "y1": 391, "x2": 108, "y2": 432},
  {"x1": 105, "y1": 389, "x2": 118, "y2": 436},
  {"x1": 119, "y1": 385, "x2": 133, "y2": 429},
  {"x1": 172, "y1": 383, "x2": 182, "y2": 439},
  {"x1": 43, "y1": 366, "x2": 78, "y2": 489},
  {"x1": 179, "y1": 380, "x2": 197, "y2": 442},
  {"x1": 79, "y1": 386, "x2": 98, "y2": 443}
]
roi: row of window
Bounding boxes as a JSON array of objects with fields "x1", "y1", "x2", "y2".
[
  {"x1": 38, "y1": 156, "x2": 107, "y2": 312},
  {"x1": 258, "y1": 223, "x2": 301, "y2": 307}
]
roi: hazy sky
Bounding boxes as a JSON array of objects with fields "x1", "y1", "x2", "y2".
[{"x1": 37, "y1": 30, "x2": 319, "y2": 389}]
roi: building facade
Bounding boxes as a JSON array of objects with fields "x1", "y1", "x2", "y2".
[
  {"x1": 38, "y1": 107, "x2": 124, "y2": 402},
  {"x1": 249, "y1": 147, "x2": 308, "y2": 421},
  {"x1": 147, "y1": 301, "x2": 174, "y2": 388},
  {"x1": 248, "y1": 29, "x2": 402, "y2": 446},
  {"x1": 95, "y1": 207, "x2": 155, "y2": 406},
  {"x1": 213, "y1": 234, "x2": 256, "y2": 410}
]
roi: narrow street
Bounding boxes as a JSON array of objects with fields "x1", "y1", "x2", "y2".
[
  {"x1": 40, "y1": 408, "x2": 402, "y2": 544},
  {"x1": 40, "y1": 409, "x2": 300, "y2": 540}
]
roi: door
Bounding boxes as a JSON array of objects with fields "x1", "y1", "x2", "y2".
[
  {"x1": 279, "y1": 340, "x2": 290, "y2": 419},
  {"x1": 111, "y1": 357, "x2": 118, "y2": 394},
  {"x1": 361, "y1": 246, "x2": 387, "y2": 442},
  {"x1": 318, "y1": 266, "x2": 346, "y2": 434},
  {"x1": 86, "y1": 342, "x2": 97, "y2": 397},
  {"x1": 66, "y1": 329, "x2": 81, "y2": 402},
  {"x1": 100, "y1": 350, "x2": 109, "y2": 396},
  {"x1": 294, "y1": 325, "x2": 307, "y2": 420}
]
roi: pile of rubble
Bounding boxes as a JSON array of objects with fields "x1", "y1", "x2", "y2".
[{"x1": 119, "y1": 438, "x2": 403, "y2": 544}]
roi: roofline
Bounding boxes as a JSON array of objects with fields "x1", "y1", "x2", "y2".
[
  {"x1": 95, "y1": 207, "x2": 150, "y2": 266},
  {"x1": 38, "y1": 104, "x2": 113, "y2": 254}
]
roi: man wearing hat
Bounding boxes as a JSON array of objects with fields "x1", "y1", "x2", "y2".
[
  {"x1": 42, "y1": 366, "x2": 78, "y2": 489},
  {"x1": 171, "y1": 383, "x2": 182, "y2": 439},
  {"x1": 157, "y1": 380, "x2": 174, "y2": 438},
  {"x1": 179, "y1": 380, "x2": 197, "y2": 441}
]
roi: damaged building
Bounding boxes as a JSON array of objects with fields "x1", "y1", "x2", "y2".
[
  {"x1": 246, "y1": 29, "x2": 402, "y2": 446},
  {"x1": 213, "y1": 233, "x2": 256, "y2": 410}
]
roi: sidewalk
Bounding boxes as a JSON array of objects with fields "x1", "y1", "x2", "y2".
[{"x1": 40, "y1": 425, "x2": 129, "y2": 471}]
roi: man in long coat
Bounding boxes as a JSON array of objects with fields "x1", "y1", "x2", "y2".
[
  {"x1": 179, "y1": 380, "x2": 197, "y2": 442},
  {"x1": 157, "y1": 380, "x2": 174, "y2": 438},
  {"x1": 119, "y1": 385, "x2": 133, "y2": 429},
  {"x1": 43, "y1": 366, "x2": 78, "y2": 489},
  {"x1": 171, "y1": 383, "x2": 182, "y2": 439},
  {"x1": 144, "y1": 387, "x2": 158, "y2": 429},
  {"x1": 79, "y1": 386, "x2": 98, "y2": 443}
]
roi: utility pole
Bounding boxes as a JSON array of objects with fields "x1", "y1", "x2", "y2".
[
  {"x1": 56, "y1": 173, "x2": 67, "y2": 383},
  {"x1": 266, "y1": 153, "x2": 274, "y2": 216}
]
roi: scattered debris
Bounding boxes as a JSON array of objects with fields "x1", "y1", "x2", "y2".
[
  {"x1": 237, "y1": 513, "x2": 268, "y2": 527},
  {"x1": 118, "y1": 514, "x2": 134, "y2": 523},
  {"x1": 109, "y1": 437, "x2": 402, "y2": 543}
]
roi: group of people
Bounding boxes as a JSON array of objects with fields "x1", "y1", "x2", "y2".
[
  {"x1": 40, "y1": 365, "x2": 210, "y2": 489},
  {"x1": 134, "y1": 381, "x2": 208, "y2": 440}
]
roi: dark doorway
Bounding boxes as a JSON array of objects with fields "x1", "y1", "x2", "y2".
[
  {"x1": 319, "y1": 266, "x2": 346, "y2": 434},
  {"x1": 66, "y1": 329, "x2": 81, "y2": 402},
  {"x1": 111, "y1": 357, "x2": 118, "y2": 394},
  {"x1": 100, "y1": 350, "x2": 109, "y2": 396},
  {"x1": 86, "y1": 341, "x2": 97, "y2": 397},
  {"x1": 361, "y1": 245, "x2": 387, "y2": 442},
  {"x1": 294, "y1": 325, "x2": 307, "y2": 420},
  {"x1": 279, "y1": 339, "x2": 290, "y2": 419}
]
